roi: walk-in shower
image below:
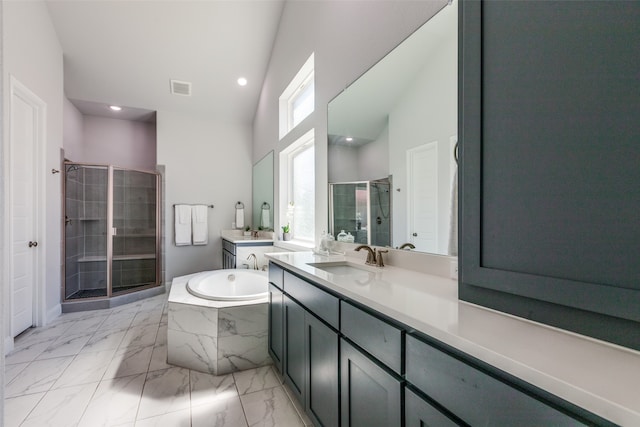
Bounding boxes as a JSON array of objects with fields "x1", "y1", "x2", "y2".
[
  {"x1": 329, "y1": 177, "x2": 391, "y2": 247},
  {"x1": 63, "y1": 163, "x2": 161, "y2": 309}
]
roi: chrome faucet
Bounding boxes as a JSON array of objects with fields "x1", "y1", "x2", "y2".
[
  {"x1": 399, "y1": 243, "x2": 415, "y2": 250},
  {"x1": 246, "y1": 253, "x2": 258, "y2": 270}
]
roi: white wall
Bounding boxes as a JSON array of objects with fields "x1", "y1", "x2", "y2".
[
  {"x1": 62, "y1": 97, "x2": 84, "y2": 161},
  {"x1": 252, "y1": 0, "x2": 448, "y2": 243},
  {"x1": 358, "y1": 125, "x2": 389, "y2": 182},
  {"x1": 0, "y1": 0, "x2": 4, "y2": 415},
  {"x1": 157, "y1": 110, "x2": 252, "y2": 281},
  {"x1": 82, "y1": 115, "x2": 156, "y2": 170},
  {"x1": 3, "y1": 0, "x2": 64, "y2": 342}
]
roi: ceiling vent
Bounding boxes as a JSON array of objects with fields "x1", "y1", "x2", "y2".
[{"x1": 170, "y1": 79, "x2": 192, "y2": 96}]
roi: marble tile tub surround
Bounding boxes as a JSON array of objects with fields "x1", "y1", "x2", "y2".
[
  {"x1": 266, "y1": 251, "x2": 640, "y2": 426},
  {"x1": 167, "y1": 274, "x2": 271, "y2": 376},
  {"x1": 4, "y1": 292, "x2": 310, "y2": 427}
]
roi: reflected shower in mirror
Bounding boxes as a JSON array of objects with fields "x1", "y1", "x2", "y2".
[
  {"x1": 327, "y1": 1, "x2": 457, "y2": 255},
  {"x1": 329, "y1": 177, "x2": 391, "y2": 246}
]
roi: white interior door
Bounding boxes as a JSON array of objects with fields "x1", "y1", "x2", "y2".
[
  {"x1": 9, "y1": 78, "x2": 44, "y2": 337},
  {"x1": 407, "y1": 142, "x2": 439, "y2": 253}
]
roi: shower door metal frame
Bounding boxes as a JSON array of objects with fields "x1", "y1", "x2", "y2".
[
  {"x1": 328, "y1": 180, "x2": 371, "y2": 244},
  {"x1": 62, "y1": 161, "x2": 161, "y2": 303}
]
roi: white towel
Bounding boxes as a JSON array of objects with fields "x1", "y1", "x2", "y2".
[
  {"x1": 261, "y1": 207, "x2": 270, "y2": 229},
  {"x1": 175, "y1": 205, "x2": 192, "y2": 246},
  {"x1": 192, "y1": 205, "x2": 208, "y2": 245},
  {"x1": 235, "y1": 207, "x2": 244, "y2": 229}
]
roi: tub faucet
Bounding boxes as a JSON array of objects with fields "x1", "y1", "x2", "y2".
[
  {"x1": 246, "y1": 253, "x2": 258, "y2": 270},
  {"x1": 354, "y1": 245, "x2": 377, "y2": 266}
]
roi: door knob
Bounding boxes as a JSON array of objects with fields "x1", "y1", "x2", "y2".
[
  {"x1": 412, "y1": 233, "x2": 418, "y2": 237},
  {"x1": 28, "y1": 241, "x2": 38, "y2": 247}
]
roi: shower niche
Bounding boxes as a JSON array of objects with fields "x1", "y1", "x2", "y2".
[
  {"x1": 329, "y1": 177, "x2": 391, "y2": 247},
  {"x1": 64, "y1": 163, "x2": 161, "y2": 304}
]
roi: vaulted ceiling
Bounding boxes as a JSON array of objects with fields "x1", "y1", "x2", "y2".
[{"x1": 45, "y1": 0, "x2": 285, "y2": 124}]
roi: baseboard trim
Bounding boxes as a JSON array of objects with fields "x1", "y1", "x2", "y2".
[
  {"x1": 46, "y1": 303, "x2": 62, "y2": 325},
  {"x1": 4, "y1": 335, "x2": 15, "y2": 356}
]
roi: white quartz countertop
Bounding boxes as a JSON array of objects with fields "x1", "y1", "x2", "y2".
[
  {"x1": 266, "y1": 251, "x2": 640, "y2": 426},
  {"x1": 221, "y1": 229, "x2": 274, "y2": 244}
]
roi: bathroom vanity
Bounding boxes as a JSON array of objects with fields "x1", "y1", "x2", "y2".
[
  {"x1": 266, "y1": 252, "x2": 640, "y2": 426},
  {"x1": 220, "y1": 230, "x2": 274, "y2": 269}
]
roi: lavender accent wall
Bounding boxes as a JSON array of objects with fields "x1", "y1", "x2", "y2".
[
  {"x1": 83, "y1": 115, "x2": 156, "y2": 170},
  {"x1": 63, "y1": 97, "x2": 84, "y2": 161}
]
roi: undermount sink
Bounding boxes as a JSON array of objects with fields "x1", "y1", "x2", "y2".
[{"x1": 306, "y1": 261, "x2": 374, "y2": 275}]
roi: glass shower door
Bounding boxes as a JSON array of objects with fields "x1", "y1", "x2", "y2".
[
  {"x1": 64, "y1": 165, "x2": 109, "y2": 299},
  {"x1": 111, "y1": 168, "x2": 159, "y2": 295}
]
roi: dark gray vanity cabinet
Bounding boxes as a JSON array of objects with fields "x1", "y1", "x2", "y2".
[
  {"x1": 340, "y1": 301, "x2": 403, "y2": 427},
  {"x1": 268, "y1": 264, "x2": 285, "y2": 372},
  {"x1": 406, "y1": 334, "x2": 589, "y2": 427},
  {"x1": 405, "y1": 387, "x2": 460, "y2": 427},
  {"x1": 282, "y1": 276, "x2": 340, "y2": 427},
  {"x1": 267, "y1": 283, "x2": 284, "y2": 373},
  {"x1": 459, "y1": 0, "x2": 640, "y2": 350},
  {"x1": 340, "y1": 338, "x2": 402, "y2": 427}
]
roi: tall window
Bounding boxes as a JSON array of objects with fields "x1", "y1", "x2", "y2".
[
  {"x1": 280, "y1": 130, "x2": 315, "y2": 243},
  {"x1": 279, "y1": 53, "x2": 315, "y2": 139}
]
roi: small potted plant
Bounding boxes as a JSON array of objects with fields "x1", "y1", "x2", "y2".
[
  {"x1": 282, "y1": 223, "x2": 291, "y2": 241},
  {"x1": 243, "y1": 225, "x2": 252, "y2": 237}
]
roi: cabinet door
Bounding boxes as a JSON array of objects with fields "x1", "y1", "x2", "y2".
[
  {"x1": 222, "y1": 249, "x2": 235, "y2": 269},
  {"x1": 284, "y1": 295, "x2": 305, "y2": 402},
  {"x1": 459, "y1": 0, "x2": 640, "y2": 351},
  {"x1": 405, "y1": 387, "x2": 460, "y2": 427},
  {"x1": 306, "y1": 313, "x2": 339, "y2": 427},
  {"x1": 268, "y1": 283, "x2": 284, "y2": 373},
  {"x1": 340, "y1": 338, "x2": 401, "y2": 427}
]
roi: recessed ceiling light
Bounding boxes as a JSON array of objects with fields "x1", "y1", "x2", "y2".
[
  {"x1": 345, "y1": 137, "x2": 353, "y2": 142},
  {"x1": 237, "y1": 77, "x2": 248, "y2": 87},
  {"x1": 109, "y1": 105, "x2": 122, "y2": 111}
]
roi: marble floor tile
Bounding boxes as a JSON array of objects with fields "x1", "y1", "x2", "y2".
[
  {"x1": 190, "y1": 371, "x2": 237, "y2": 408},
  {"x1": 20, "y1": 381, "x2": 98, "y2": 427},
  {"x1": 283, "y1": 382, "x2": 314, "y2": 426},
  {"x1": 138, "y1": 296, "x2": 166, "y2": 312},
  {"x1": 13, "y1": 323, "x2": 72, "y2": 349},
  {"x1": 191, "y1": 395, "x2": 248, "y2": 427},
  {"x1": 35, "y1": 331, "x2": 94, "y2": 360},
  {"x1": 155, "y1": 324, "x2": 167, "y2": 347},
  {"x1": 81, "y1": 327, "x2": 128, "y2": 353},
  {"x1": 102, "y1": 313, "x2": 136, "y2": 331},
  {"x1": 118, "y1": 323, "x2": 159, "y2": 350},
  {"x1": 77, "y1": 373, "x2": 146, "y2": 427},
  {"x1": 66, "y1": 313, "x2": 110, "y2": 333},
  {"x1": 4, "y1": 392, "x2": 45, "y2": 427},
  {"x1": 148, "y1": 342, "x2": 171, "y2": 372},
  {"x1": 137, "y1": 367, "x2": 191, "y2": 420},
  {"x1": 53, "y1": 349, "x2": 117, "y2": 389},
  {"x1": 233, "y1": 366, "x2": 280, "y2": 395},
  {"x1": 103, "y1": 345, "x2": 154, "y2": 380},
  {"x1": 240, "y1": 386, "x2": 305, "y2": 427},
  {"x1": 131, "y1": 309, "x2": 163, "y2": 327},
  {"x1": 5, "y1": 337, "x2": 57, "y2": 365},
  {"x1": 4, "y1": 362, "x2": 29, "y2": 385},
  {"x1": 135, "y1": 408, "x2": 191, "y2": 427},
  {"x1": 5, "y1": 356, "x2": 74, "y2": 398}
]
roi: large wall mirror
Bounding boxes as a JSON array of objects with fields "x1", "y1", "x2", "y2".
[
  {"x1": 252, "y1": 151, "x2": 274, "y2": 230},
  {"x1": 327, "y1": 1, "x2": 457, "y2": 256}
]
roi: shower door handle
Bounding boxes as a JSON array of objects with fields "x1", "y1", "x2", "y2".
[
  {"x1": 28, "y1": 241, "x2": 38, "y2": 248},
  {"x1": 412, "y1": 233, "x2": 418, "y2": 237},
  {"x1": 112, "y1": 227, "x2": 118, "y2": 236}
]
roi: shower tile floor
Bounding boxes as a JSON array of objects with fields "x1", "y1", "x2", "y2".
[{"x1": 4, "y1": 293, "x2": 312, "y2": 427}]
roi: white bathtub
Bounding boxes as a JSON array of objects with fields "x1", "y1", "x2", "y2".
[{"x1": 186, "y1": 269, "x2": 268, "y2": 301}]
